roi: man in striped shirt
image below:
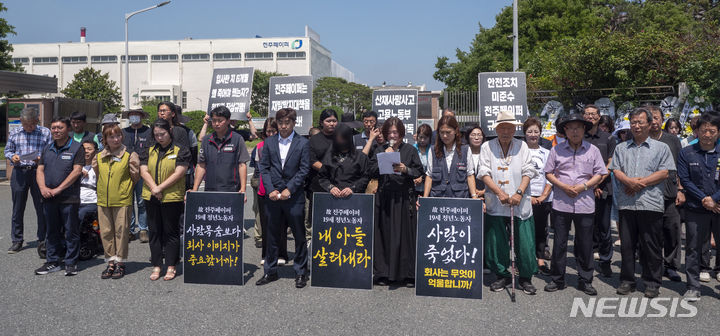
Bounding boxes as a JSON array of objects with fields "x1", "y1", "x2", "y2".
[{"x1": 5, "y1": 107, "x2": 51, "y2": 255}]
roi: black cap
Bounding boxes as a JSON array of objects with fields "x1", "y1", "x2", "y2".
[{"x1": 557, "y1": 113, "x2": 593, "y2": 135}]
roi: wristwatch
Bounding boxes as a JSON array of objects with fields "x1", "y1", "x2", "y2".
[{"x1": 516, "y1": 189, "x2": 523, "y2": 195}]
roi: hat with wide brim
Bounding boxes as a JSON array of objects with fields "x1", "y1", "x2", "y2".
[
  {"x1": 613, "y1": 120, "x2": 630, "y2": 137},
  {"x1": 121, "y1": 107, "x2": 149, "y2": 119},
  {"x1": 556, "y1": 113, "x2": 593, "y2": 135},
  {"x1": 101, "y1": 113, "x2": 119, "y2": 125},
  {"x1": 489, "y1": 109, "x2": 523, "y2": 128}
]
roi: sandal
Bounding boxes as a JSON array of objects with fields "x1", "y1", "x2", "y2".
[
  {"x1": 163, "y1": 267, "x2": 177, "y2": 281},
  {"x1": 111, "y1": 263, "x2": 126, "y2": 279},
  {"x1": 101, "y1": 262, "x2": 115, "y2": 279},
  {"x1": 150, "y1": 267, "x2": 162, "y2": 281}
]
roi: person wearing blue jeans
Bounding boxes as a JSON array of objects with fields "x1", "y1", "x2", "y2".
[{"x1": 129, "y1": 181, "x2": 148, "y2": 242}]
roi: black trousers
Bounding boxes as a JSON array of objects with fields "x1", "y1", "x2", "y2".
[
  {"x1": 263, "y1": 192, "x2": 308, "y2": 276},
  {"x1": 532, "y1": 202, "x2": 551, "y2": 259},
  {"x1": 257, "y1": 195, "x2": 288, "y2": 260},
  {"x1": 619, "y1": 210, "x2": 664, "y2": 289},
  {"x1": 146, "y1": 201, "x2": 183, "y2": 267},
  {"x1": 661, "y1": 199, "x2": 682, "y2": 271},
  {"x1": 593, "y1": 196, "x2": 613, "y2": 265},
  {"x1": 10, "y1": 167, "x2": 46, "y2": 243},
  {"x1": 550, "y1": 210, "x2": 595, "y2": 284},
  {"x1": 699, "y1": 213, "x2": 720, "y2": 272},
  {"x1": 684, "y1": 209, "x2": 720, "y2": 290}
]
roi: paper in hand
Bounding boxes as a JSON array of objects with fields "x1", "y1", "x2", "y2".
[
  {"x1": 377, "y1": 152, "x2": 401, "y2": 175},
  {"x1": 19, "y1": 151, "x2": 39, "y2": 161}
]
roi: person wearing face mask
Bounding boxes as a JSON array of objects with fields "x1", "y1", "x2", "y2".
[
  {"x1": 318, "y1": 123, "x2": 370, "y2": 197},
  {"x1": 122, "y1": 107, "x2": 153, "y2": 243}
]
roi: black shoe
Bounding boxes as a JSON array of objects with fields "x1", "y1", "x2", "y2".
[
  {"x1": 295, "y1": 274, "x2": 309, "y2": 288},
  {"x1": 255, "y1": 274, "x2": 279, "y2": 286},
  {"x1": 538, "y1": 264, "x2": 551, "y2": 276},
  {"x1": 616, "y1": 282, "x2": 636, "y2": 295},
  {"x1": 111, "y1": 263, "x2": 126, "y2": 279},
  {"x1": 519, "y1": 277, "x2": 536, "y2": 295},
  {"x1": 101, "y1": 262, "x2": 116, "y2": 279},
  {"x1": 664, "y1": 268, "x2": 682, "y2": 282},
  {"x1": 64, "y1": 264, "x2": 78, "y2": 276},
  {"x1": 543, "y1": 249, "x2": 551, "y2": 261},
  {"x1": 599, "y1": 262, "x2": 612, "y2": 278},
  {"x1": 490, "y1": 277, "x2": 512, "y2": 292},
  {"x1": 35, "y1": 262, "x2": 62, "y2": 275},
  {"x1": 544, "y1": 281, "x2": 566, "y2": 292},
  {"x1": 644, "y1": 287, "x2": 660, "y2": 298},
  {"x1": 7, "y1": 242, "x2": 22, "y2": 254},
  {"x1": 405, "y1": 278, "x2": 415, "y2": 288},
  {"x1": 578, "y1": 282, "x2": 597, "y2": 296},
  {"x1": 129, "y1": 233, "x2": 138, "y2": 242},
  {"x1": 374, "y1": 277, "x2": 389, "y2": 286},
  {"x1": 37, "y1": 241, "x2": 46, "y2": 259},
  {"x1": 254, "y1": 240, "x2": 262, "y2": 248}
]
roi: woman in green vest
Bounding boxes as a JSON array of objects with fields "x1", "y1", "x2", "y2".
[
  {"x1": 92, "y1": 123, "x2": 140, "y2": 279},
  {"x1": 140, "y1": 119, "x2": 191, "y2": 281}
]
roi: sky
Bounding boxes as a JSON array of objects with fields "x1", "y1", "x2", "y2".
[{"x1": 4, "y1": 0, "x2": 510, "y2": 91}]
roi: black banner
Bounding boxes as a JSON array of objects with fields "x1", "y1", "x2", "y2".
[
  {"x1": 372, "y1": 89, "x2": 417, "y2": 144},
  {"x1": 478, "y1": 72, "x2": 528, "y2": 137},
  {"x1": 184, "y1": 192, "x2": 244, "y2": 285},
  {"x1": 207, "y1": 67, "x2": 254, "y2": 120},
  {"x1": 311, "y1": 192, "x2": 374, "y2": 290},
  {"x1": 268, "y1": 75, "x2": 313, "y2": 135},
  {"x1": 416, "y1": 197, "x2": 483, "y2": 299}
]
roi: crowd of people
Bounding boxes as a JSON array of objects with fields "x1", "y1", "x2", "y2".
[{"x1": 6, "y1": 101, "x2": 720, "y2": 300}]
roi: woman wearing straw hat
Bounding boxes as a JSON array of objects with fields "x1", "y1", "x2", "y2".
[{"x1": 477, "y1": 110, "x2": 538, "y2": 295}]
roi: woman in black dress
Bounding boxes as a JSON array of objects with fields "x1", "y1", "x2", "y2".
[
  {"x1": 370, "y1": 117, "x2": 423, "y2": 287},
  {"x1": 318, "y1": 123, "x2": 370, "y2": 196}
]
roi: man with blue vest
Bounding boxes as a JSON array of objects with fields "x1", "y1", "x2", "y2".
[
  {"x1": 192, "y1": 106, "x2": 250, "y2": 197},
  {"x1": 34, "y1": 116, "x2": 85, "y2": 276}
]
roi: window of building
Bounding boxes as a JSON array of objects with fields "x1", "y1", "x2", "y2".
[
  {"x1": 61, "y1": 56, "x2": 88, "y2": 64},
  {"x1": 32, "y1": 57, "x2": 58, "y2": 64},
  {"x1": 121, "y1": 55, "x2": 148, "y2": 63},
  {"x1": 182, "y1": 53, "x2": 210, "y2": 62},
  {"x1": 91, "y1": 55, "x2": 118, "y2": 63},
  {"x1": 277, "y1": 51, "x2": 306, "y2": 60},
  {"x1": 12, "y1": 57, "x2": 29, "y2": 65},
  {"x1": 151, "y1": 54, "x2": 178, "y2": 62},
  {"x1": 182, "y1": 91, "x2": 187, "y2": 109},
  {"x1": 213, "y1": 53, "x2": 241, "y2": 61},
  {"x1": 244, "y1": 52, "x2": 273, "y2": 60}
]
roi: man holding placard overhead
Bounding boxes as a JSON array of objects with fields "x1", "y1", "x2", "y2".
[
  {"x1": 477, "y1": 110, "x2": 538, "y2": 295},
  {"x1": 256, "y1": 108, "x2": 311, "y2": 288}
]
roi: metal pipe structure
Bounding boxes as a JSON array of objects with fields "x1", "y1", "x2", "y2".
[{"x1": 124, "y1": 1, "x2": 171, "y2": 110}]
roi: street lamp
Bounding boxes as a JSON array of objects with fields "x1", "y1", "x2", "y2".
[{"x1": 124, "y1": 1, "x2": 171, "y2": 110}]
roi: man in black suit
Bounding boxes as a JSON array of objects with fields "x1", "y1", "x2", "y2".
[{"x1": 256, "y1": 108, "x2": 311, "y2": 288}]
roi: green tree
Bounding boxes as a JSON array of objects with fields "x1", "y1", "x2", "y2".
[
  {"x1": 313, "y1": 77, "x2": 372, "y2": 115},
  {"x1": 252, "y1": 70, "x2": 286, "y2": 117},
  {"x1": 0, "y1": 2, "x2": 20, "y2": 72},
  {"x1": 62, "y1": 67, "x2": 122, "y2": 114}
]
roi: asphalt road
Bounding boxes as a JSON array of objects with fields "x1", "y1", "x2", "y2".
[{"x1": 0, "y1": 183, "x2": 717, "y2": 335}]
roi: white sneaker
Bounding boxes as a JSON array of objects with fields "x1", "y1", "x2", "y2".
[
  {"x1": 700, "y1": 271, "x2": 711, "y2": 282},
  {"x1": 716, "y1": 272, "x2": 720, "y2": 282},
  {"x1": 278, "y1": 258, "x2": 286, "y2": 266},
  {"x1": 260, "y1": 259, "x2": 264, "y2": 265},
  {"x1": 614, "y1": 239, "x2": 621, "y2": 247},
  {"x1": 593, "y1": 252, "x2": 600, "y2": 261}
]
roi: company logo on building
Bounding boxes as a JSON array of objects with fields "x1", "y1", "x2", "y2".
[
  {"x1": 292, "y1": 39, "x2": 303, "y2": 49},
  {"x1": 570, "y1": 297, "x2": 697, "y2": 318}
]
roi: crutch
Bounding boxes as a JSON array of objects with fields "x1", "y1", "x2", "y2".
[{"x1": 509, "y1": 206, "x2": 516, "y2": 302}]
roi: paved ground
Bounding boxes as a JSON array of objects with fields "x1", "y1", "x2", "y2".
[{"x1": 0, "y1": 183, "x2": 717, "y2": 335}]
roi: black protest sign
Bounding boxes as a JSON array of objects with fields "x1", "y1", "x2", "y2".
[
  {"x1": 478, "y1": 72, "x2": 528, "y2": 136},
  {"x1": 268, "y1": 75, "x2": 313, "y2": 135},
  {"x1": 416, "y1": 197, "x2": 483, "y2": 299},
  {"x1": 372, "y1": 89, "x2": 418, "y2": 144},
  {"x1": 184, "y1": 192, "x2": 244, "y2": 285},
  {"x1": 207, "y1": 67, "x2": 254, "y2": 120},
  {"x1": 311, "y1": 192, "x2": 374, "y2": 290}
]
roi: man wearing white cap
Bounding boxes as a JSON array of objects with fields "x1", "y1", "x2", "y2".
[{"x1": 477, "y1": 110, "x2": 538, "y2": 295}]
